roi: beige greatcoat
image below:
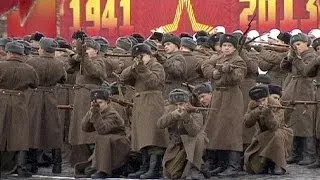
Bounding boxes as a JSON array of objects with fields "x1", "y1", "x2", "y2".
[
  {"x1": 244, "y1": 97, "x2": 293, "y2": 173},
  {"x1": 120, "y1": 58, "x2": 168, "y2": 151},
  {"x1": 280, "y1": 48, "x2": 317, "y2": 137},
  {"x1": 158, "y1": 105, "x2": 206, "y2": 179},
  {"x1": 201, "y1": 51, "x2": 247, "y2": 152}
]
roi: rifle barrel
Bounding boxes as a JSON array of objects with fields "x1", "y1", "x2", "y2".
[
  {"x1": 57, "y1": 105, "x2": 74, "y2": 110},
  {"x1": 181, "y1": 83, "x2": 195, "y2": 89},
  {"x1": 281, "y1": 101, "x2": 319, "y2": 105},
  {"x1": 109, "y1": 97, "x2": 134, "y2": 107},
  {"x1": 215, "y1": 63, "x2": 247, "y2": 70}
]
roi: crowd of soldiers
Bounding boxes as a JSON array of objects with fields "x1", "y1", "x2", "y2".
[{"x1": 1, "y1": 26, "x2": 320, "y2": 179}]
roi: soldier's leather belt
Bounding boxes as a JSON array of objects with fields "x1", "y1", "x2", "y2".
[
  {"x1": 215, "y1": 86, "x2": 228, "y2": 91},
  {"x1": 72, "y1": 84, "x2": 98, "y2": 90},
  {"x1": 56, "y1": 84, "x2": 76, "y2": 89},
  {"x1": 135, "y1": 90, "x2": 162, "y2": 97},
  {"x1": 0, "y1": 89, "x2": 23, "y2": 96},
  {"x1": 34, "y1": 86, "x2": 55, "y2": 92}
]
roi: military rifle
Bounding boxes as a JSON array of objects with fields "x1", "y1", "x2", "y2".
[
  {"x1": 104, "y1": 53, "x2": 132, "y2": 58},
  {"x1": 238, "y1": 12, "x2": 257, "y2": 54},
  {"x1": 79, "y1": 29, "x2": 86, "y2": 75},
  {"x1": 109, "y1": 96, "x2": 134, "y2": 108},
  {"x1": 185, "y1": 106, "x2": 217, "y2": 112},
  {"x1": 215, "y1": 63, "x2": 247, "y2": 70},
  {"x1": 281, "y1": 100, "x2": 320, "y2": 105},
  {"x1": 259, "y1": 105, "x2": 295, "y2": 110},
  {"x1": 181, "y1": 82, "x2": 195, "y2": 90},
  {"x1": 57, "y1": 104, "x2": 74, "y2": 110}
]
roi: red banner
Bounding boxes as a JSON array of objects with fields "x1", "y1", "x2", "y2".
[{"x1": 4, "y1": 0, "x2": 320, "y2": 43}]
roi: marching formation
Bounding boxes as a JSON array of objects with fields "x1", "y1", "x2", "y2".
[{"x1": 1, "y1": 26, "x2": 320, "y2": 179}]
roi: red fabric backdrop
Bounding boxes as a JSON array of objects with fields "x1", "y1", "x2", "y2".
[{"x1": 2, "y1": 0, "x2": 320, "y2": 43}]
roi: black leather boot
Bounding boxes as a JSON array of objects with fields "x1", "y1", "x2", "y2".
[
  {"x1": 91, "y1": 171, "x2": 110, "y2": 179},
  {"x1": 203, "y1": 150, "x2": 217, "y2": 178},
  {"x1": 186, "y1": 166, "x2": 205, "y2": 180},
  {"x1": 269, "y1": 161, "x2": 286, "y2": 175},
  {"x1": 140, "y1": 153, "x2": 162, "y2": 179},
  {"x1": 27, "y1": 149, "x2": 38, "y2": 174},
  {"x1": 208, "y1": 150, "x2": 227, "y2": 176},
  {"x1": 287, "y1": 137, "x2": 303, "y2": 164},
  {"x1": 0, "y1": 151, "x2": 2, "y2": 178},
  {"x1": 52, "y1": 148, "x2": 62, "y2": 173},
  {"x1": 127, "y1": 151, "x2": 150, "y2": 178},
  {"x1": 218, "y1": 151, "x2": 241, "y2": 177},
  {"x1": 17, "y1": 151, "x2": 32, "y2": 178},
  {"x1": 298, "y1": 137, "x2": 316, "y2": 166}
]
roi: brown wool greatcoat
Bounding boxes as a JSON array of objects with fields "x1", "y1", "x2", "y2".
[
  {"x1": 280, "y1": 48, "x2": 317, "y2": 137},
  {"x1": 181, "y1": 51, "x2": 206, "y2": 85},
  {"x1": 258, "y1": 49, "x2": 288, "y2": 86},
  {"x1": 120, "y1": 58, "x2": 168, "y2": 151},
  {"x1": 201, "y1": 51, "x2": 247, "y2": 152},
  {"x1": 158, "y1": 105, "x2": 206, "y2": 179},
  {"x1": 162, "y1": 51, "x2": 187, "y2": 99},
  {"x1": 301, "y1": 55, "x2": 320, "y2": 139},
  {"x1": 68, "y1": 54, "x2": 107, "y2": 145},
  {"x1": 0, "y1": 57, "x2": 39, "y2": 151},
  {"x1": 81, "y1": 106, "x2": 130, "y2": 174},
  {"x1": 244, "y1": 97, "x2": 293, "y2": 173},
  {"x1": 240, "y1": 50, "x2": 259, "y2": 145},
  {"x1": 26, "y1": 55, "x2": 67, "y2": 149}
]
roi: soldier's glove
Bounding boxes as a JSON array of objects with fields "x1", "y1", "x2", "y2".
[
  {"x1": 259, "y1": 106, "x2": 272, "y2": 118},
  {"x1": 172, "y1": 109, "x2": 187, "y2": 120},
  {"x1": 212, "y1": 69, "x2": 222, "y2": 79},
  {"x1": 132, "y1": 56, "x2": 146, "y2": 73},
  {"x1": 90, "y1": 101, "x2": 100, "y2": 113},
  {"x1": 288, "y1": 48, "x2": 299, "y2": 59},
  {"x1": 253, "y1": 44, "x2": 264, "y2": 52},
  {"x1": 221, "y1": 62, "x2": 231, "y2": 73}
]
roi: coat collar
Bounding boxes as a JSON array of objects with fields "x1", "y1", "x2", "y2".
[
  {"x1": 167, "y1": 50, "x2": 182, "y2": 58},
  {"x1": 6, "y1": 56, "x2": 25, "y2": 63},
  {"x1": 300, "y1": 47, "x2": 315, "y2": 57}
]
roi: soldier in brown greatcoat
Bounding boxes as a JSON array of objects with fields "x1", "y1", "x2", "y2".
[
  {"x1": 161, "y1": 34, "x2": 187, "y2": 99},
  {"x1": 68, "y1": 37, "x2": 107, "y2": 165},
  {"x1": 244, "y1": 85, "x2": 293, "y2": 175},
  {"x1": 280, "y1": 33, "x2": 318, "y2": 166},
  {"x1": 239, "y1": 49, "x2": 259, "y2": 151},
  {"x1": 312, "y1": 38, "x2": 320, "y2": 54},
  {"x1": 120, "y1": 43, "x2": 167, "y2": 179},
  {"x1": 26, "y1": 38, "x2": 67, "y2": 174},
  {"x1": 81, "y1": 89, "x2": 130, "y2": 179},
  {"x1": 201, "y1": 34, "x2": 247, "y2": 177},
  {"x1": 0, "y1": 38, "x2": 11, "y2": 59},
  {"x1": 158, "y1": 89, "x2": 206, "y2": 179},
  {"x1": 195, "y1": 36, "x2": 215, "y2": 57},
  {"x1": 55, "y1": 38, "x2": 76, "y2": 148},
  {"x1": 256, "y1": 32, "x2": 291, "y2": 87},
  {"x1": 307, "y1": 38, "x2": 320, "y2": 169},
  {"x1": 180, "y1": 37, "x2": 206, "y2": 85},
  {"x1": 0, "y1": 41, "x2": 39, "y2": 177}
]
